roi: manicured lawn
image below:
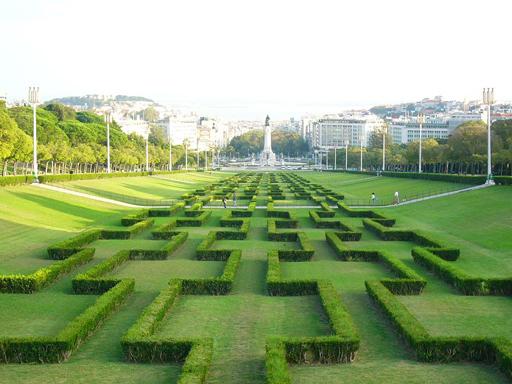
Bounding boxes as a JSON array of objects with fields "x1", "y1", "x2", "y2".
[
  {"x1": 303, "y1": 171, "x2": 470, "y2": 203},
  {"x1": 57, "y1": 171, "x2": 231, "y2": 201},
  {"x1": 0, "y1": 172, "x2": 510, "y2": 383}
]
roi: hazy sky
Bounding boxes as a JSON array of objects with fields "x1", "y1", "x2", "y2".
[{"x1": 1, "y1": 0, "x2": 511, "y2": 119}]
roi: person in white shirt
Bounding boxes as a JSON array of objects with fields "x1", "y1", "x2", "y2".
[
  {"x1": 393, "y1": 191, "x2": 399, "y2": 205},
  {"x1": 371, "y1": 192, "x2": 376, "y2": 205}
]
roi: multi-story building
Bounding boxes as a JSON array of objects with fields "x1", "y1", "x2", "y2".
[
  {"x1": 389, "y1": 117, "x2": 450, "y2": 144},
  {"x1": 307, "y1": 113, "x2": 384, "y2": 149},
  {"x1": 389, "y1": 111, "x2": 487, "y2": 144},
  {"x1": 116, "y1": 116, "x2": 150, "y2": 138},
  {"x1": 163, "y1": 113, "x2": 199, "y2": 149}
]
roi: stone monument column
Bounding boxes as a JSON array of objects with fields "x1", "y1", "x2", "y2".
[{"x1": 260, "y1": 115, "x2": 276, "y2": 166}]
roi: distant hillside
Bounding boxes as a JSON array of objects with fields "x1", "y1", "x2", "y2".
[{"x1": 48, "y1": 95, "x2": 154, "y2": 107}]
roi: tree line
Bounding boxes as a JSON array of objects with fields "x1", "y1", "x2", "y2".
[
  {"x1": 324, "y1": 120, "x2": 512, "y2": 175},
  {"x1": 225, "y1": 129, "x2": 309, "y2": 157},
  {"x1": 0, "y1": 101, "x2": 200, "y2": 175}
]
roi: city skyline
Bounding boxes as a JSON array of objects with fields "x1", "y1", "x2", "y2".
[{"x1": 2, "y1": 0, "x2": 512, "y2": 120}]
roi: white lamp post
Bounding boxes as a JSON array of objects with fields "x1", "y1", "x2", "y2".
[
  {"x1": 168, "y1": 117, "x2": 172, "y2": 171},
  {"x1": 345, "y1": 140, "x2": 349, "y2": 170},
  {"x1": 418, "y1": 113, "x2": 424, "y2": 173},
  {"x1": 184, "y1": 140, "x2": 189, "y2": 170},
  {"x1": 196, "y1": 138, "x2": 200, "y2": 170},
  {"x1": 334, "y1": 146, "x2": 337, "y2": 170},
  {"x1": 483, "y1": 88, "x2": 495, "y2": 183},
  {"x1": 360, "y1": 133, "x2": 364, "y2": 172},
  {"x1": 28, "y1": 87, "x2": 39, "y2": 182},
  {"x1": 382, "y1": 124, "x2": 386, "y2": 173},
  {"x1": 104, "y1": 111, "x2": 112, "y2": 173},
  {"x1": 145, "y1": 125, "x2": 149, "y2": 172}
]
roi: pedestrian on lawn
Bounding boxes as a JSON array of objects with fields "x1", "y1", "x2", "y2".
[
  {"x1": 393, "y1": 191, "x2": 399, "y2": 205},
  {"x1": 371, "y1": 192, "x2": 376, "y2": 205},
  {"x1": 222, "y1": 196, "x2": 227, "y2": 208}
]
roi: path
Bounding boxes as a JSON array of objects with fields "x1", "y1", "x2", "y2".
[
  {"x1": 32, "y1": 181, "x2": 493, "y2": 210},
  {"x1": 31, "y1": 183, "x2": 169, "y2": 208},
  {"x1": 354, "y1": 183, "x2": 491, "y2": 208}
]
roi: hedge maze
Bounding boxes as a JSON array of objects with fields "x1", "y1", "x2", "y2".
[{"x1": 1, "y1": 171, "x2": 511, "y2": 383}]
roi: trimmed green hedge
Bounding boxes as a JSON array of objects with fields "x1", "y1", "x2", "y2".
[
  {"x1": 267, "y1": 203, "x2": 293, "y2": 219},
  {"x1": 494, "y1": 176, "x2": 512, "y2": 186},
  {"x1": 148, "y1": 202, "x2": 185, "y2": 217},
  {"x1": 101, "y1": 219, "x2": 154, "y2": 239},
  {"x1": 129, "y1": 231, "x2": 188, "y2": 260},
  {"x1": 73, "y1": 232, "x2": 188, "y2": 294},
  {"x1": 366, "y1": 280, "x2": 429, "y2": 350},
  {"x1": 326, "y1": 232, "x2": 426, "y2": 295},
  {"x1": 0, "y1": 279, "x2": 133, "y2": 363},
  {"x1": 152, "y1": 220, "x2": 177, "y2": 239},
  {"x1": 48, "y1": 229, "x2": 101, "y2": 259},
  {"x1": 366, "y1": 280, "x2": 512, "y2": 376},
  {"x1": 309, "y1": 210, "x2": 361, "y2": 236},
  {"x1": 0, "y1": 175, "x2": 31, "y2": 186},
  {"x1": 266, "y1": 339, "x2": 291, "y2": 384},
  {"x1": 177, "y1": 211, "x2": 211, "y2": 227},
  {"x1": 73, "y1": 250, "x2": 129, "y2": 294},
  {"x1": 121, "y1": 210, "x2": 149, "y2": 226},
  {"x1": 182, "y1": 250, "x2": 241, "y2": 295},
  {"x1": 337, "y1": 201, "x2": 392, "y2": 221},
  {"x1": 1, "y1": 248, "x2": 94, "y2": 293}
]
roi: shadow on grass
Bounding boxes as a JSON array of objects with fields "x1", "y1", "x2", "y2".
[{"x1": 9, "y1": 190, "x2": 124, "y2": 225}]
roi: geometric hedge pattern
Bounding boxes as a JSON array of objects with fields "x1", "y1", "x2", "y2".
[{"x1": 0, "y1": 172, "x2": 511, "y2": 383}]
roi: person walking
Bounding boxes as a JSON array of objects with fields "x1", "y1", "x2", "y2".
[
  {"x1": 233, "y1": 190, "x2": 237, "y2": 207},
  {"x1": 393, "y1": 191, "x2": 399, "y2": 205},
  {"x1": 222, "y1": 196, "x2": 227, "y2": 208},
  {"x1": 371, "y1": 192, "x2": 376, "y2": 205}
]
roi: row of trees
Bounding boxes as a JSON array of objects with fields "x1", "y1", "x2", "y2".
[
  {"x1": 0, "y1": 101, "x2": 201, "y2": 175},
  {"x1": 322, "y1": 120, "x2": 512, "y2": 175},
  {"x1": 226, "y1": 129, "x2": 309, "y2": 157}
]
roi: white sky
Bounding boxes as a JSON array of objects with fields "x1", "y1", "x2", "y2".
[{"x1": 1, "y1": 0, "x2": 511, "y2": 119}]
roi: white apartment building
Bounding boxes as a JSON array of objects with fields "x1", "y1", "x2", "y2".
[
  {"x1": 308, "y1": 113, "x2": 384, "y2": 148},
  {"x1": 390, "y1": 118, "x2": 449, "y2": 144},
  {"x1": 389, "y1": 112, "x2": 486, "y2": 144},
  {"x1": 116, "y1": 116, "x2": 150, "y2": 138},
  {"x1": 164, "y1": 115, "x2": 199, "y2": 149}
]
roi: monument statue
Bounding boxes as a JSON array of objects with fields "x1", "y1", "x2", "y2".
[{"x1": 260, "y1": 114, "x2": 276, "y2": 166}]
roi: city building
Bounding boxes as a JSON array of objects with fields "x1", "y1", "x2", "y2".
[
  {"x1": 307, "y1": 113, "x2": 384, "y2": 149},
  {"x1": 389, "y1": 117, "x2": 450, "y2": 144},
  {"x1": 115, "y1": 116, "x2": 150, "y2": 138},
  {"x1": 389, "y1": 111, "x2": 487, "y2": 144}
]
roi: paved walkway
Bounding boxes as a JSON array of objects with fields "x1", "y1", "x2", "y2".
[
  {"x1": 353, "y1": 183, "x2": 491, "y2": 208},
  {"x1": 31, "y1": 183, "x2": 169, "y2": 208},
  {"x1": 32, "y1": 181, "x2": 492, "y2": 210}
]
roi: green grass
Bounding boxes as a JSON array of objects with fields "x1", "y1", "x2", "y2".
[
  {"x1": 303, "y1": 171, "x2": 469, "y2": 203},
  {"x1": 0, "y1": 172, "x2": 510, "y2": 383},
  {"x1": 57, "y1": 172, "x2": 231, "y2": 201}
]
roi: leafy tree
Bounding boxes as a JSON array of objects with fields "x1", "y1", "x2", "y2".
[
  {"x1": 148, "y1": 124, "x2": 166, "y2": 146},
  {"x1": 76, "y1": 111, "x2": 104, "y2": 124},
  {"x1": 8, "y1": 106, "x2": 69, "y2": 145},
  {"x1": 0, "y1": 108, "x2": 17, "y2": 172},
  {"x1": 44, "y1": 103, "x2": 76, "y2": 121},
  {"x1": 144, "y1": 106, "x2": 159, "y2": 122},
  {"x1": 448, "y1": 121, "x2": 488, "y2": 162},
  {"x1": 228, "y1": 129, "x2": 308, "y2": 157}
]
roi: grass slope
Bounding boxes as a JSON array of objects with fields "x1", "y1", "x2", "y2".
[{"x1": 0, "y1": 173, "x2": 510, "y2": 383}]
